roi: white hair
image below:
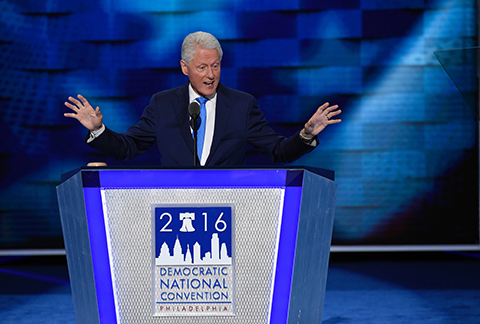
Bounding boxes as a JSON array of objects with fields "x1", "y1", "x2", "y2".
[{"x1": 181, "y1": 31, "x2": 223, "y2": 64}]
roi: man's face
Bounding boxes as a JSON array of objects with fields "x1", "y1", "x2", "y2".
[{"x1": 181, "y1": 47, "x2": 221, "y2": 97}]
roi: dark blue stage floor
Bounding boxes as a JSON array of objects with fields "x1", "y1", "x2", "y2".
[
  {"x1": 322, "y1": 252, "x2": 480, "y2": 324},
  {"x1": 0, "y1": 252, "x2": 478, "y2": 323}
]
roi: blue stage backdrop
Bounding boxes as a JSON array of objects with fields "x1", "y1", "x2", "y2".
[{"x1": 0, "y1": 0, "x2": 478, "y2": 250}]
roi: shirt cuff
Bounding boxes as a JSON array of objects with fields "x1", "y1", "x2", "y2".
[{"x1": 87, "y1": 124, "x2": 105, "y2": 143}]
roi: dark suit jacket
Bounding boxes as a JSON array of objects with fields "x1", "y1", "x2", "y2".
[{"x1": 88, "y1": 82, "x2": 316, "y2": 166}]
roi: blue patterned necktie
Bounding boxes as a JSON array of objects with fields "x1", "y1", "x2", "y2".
[{"x1": 195, "y1": 97, "x2": 208, "y2": 162}]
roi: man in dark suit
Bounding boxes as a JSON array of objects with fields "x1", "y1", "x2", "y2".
[{"x1": 64, "y1": 31, "x2": 341, "y2": 166}]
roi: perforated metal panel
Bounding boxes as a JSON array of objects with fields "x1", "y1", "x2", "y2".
[{"x1": 101, "y1": 187, "x2": 284, "y2": 324}]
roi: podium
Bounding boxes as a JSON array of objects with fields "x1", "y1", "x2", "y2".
[{"x1": 57, "y1": 167, "x2": 337, "y2": 324}]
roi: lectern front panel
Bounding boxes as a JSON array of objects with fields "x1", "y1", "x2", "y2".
[{"x1": 101, "y1": 187, "x2": 284, "y2": 323}]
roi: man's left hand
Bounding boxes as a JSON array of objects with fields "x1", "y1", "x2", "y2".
[{"x1": 302, "y1": 102, "x2": 342, "y2": 138}]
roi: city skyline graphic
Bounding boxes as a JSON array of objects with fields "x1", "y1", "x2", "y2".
[{"x1": 156, "y1": 233, "x2": 232, "y2": 266}]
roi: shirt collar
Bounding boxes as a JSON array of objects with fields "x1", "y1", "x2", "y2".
[{"x1": 188, "y1": 83, "x2": 217, "y2": 102}]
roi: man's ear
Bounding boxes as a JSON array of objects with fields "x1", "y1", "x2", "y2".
[{"x1": 180, "y1": 60, "x2": 188, "y2": 76}]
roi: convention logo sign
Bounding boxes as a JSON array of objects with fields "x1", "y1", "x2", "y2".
[{"x1": 152, "y1": 205, "x2": 235, "y2": 316}]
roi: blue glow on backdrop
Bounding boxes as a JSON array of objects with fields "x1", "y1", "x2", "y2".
[{"x1": 0, "y1": 0, "x2": 477, "y2": 249}]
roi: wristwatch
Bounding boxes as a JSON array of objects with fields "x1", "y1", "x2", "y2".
[{"x1": 299, "y1": 131, "x2": 318, "y2": 146}]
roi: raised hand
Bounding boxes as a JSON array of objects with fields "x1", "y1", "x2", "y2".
[
  {"x1": 64, "y1": 94, "x2": 103, "y2": 131},
  {"x1": 302, "y1": 102, "x2": 342, "y2": 137}
]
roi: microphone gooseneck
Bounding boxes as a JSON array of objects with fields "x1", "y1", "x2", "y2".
[{"x1": 188, "y1": 101, "x2": 201, "y2": 166}]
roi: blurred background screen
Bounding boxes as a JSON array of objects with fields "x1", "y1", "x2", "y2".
[{"x1": 0, "y1": 0, "x2": 478, "y2": 252}]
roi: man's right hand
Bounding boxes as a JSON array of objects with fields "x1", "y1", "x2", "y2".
[{"x1": 64, "y1": 94, "x2": 103, "y2": 131}]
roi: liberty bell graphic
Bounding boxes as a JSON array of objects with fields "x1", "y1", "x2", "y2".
[{"x1": 179, "y1": 212, "x2": 196, "y2": 232}]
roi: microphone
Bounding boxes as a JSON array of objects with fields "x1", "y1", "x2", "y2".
[
  {"x1": 188, "y1": 101, "x2": 200, "y2": 120},
  {"x1": 188, "y1": 101, "x2": 201, "y2": 166}
]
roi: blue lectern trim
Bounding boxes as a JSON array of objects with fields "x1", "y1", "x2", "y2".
[
  {"x1": 269, "y1": 186, "x2": 301, "y2": 324},
  {"x1": 97, "y1": 170, "x2": 291, "y2": 187},
  {"x1": 84, "y1": 188, "x2": 117, "y2": 324}
]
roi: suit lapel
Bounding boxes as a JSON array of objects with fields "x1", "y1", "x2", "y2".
[{"x1": 173, "y1": 83, "x2": 195, "y2": 153}]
